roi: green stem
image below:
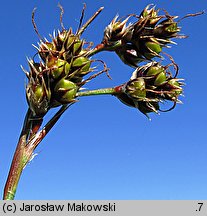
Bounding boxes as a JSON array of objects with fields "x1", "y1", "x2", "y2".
[{"x1": 76, "y1": 87, "x2": 119, "y2": 97}]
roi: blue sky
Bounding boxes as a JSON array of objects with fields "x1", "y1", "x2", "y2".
[{"x1": 0, "y1": 0, "x2": 207, "y2": 199}]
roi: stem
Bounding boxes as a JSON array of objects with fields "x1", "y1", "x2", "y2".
[
  {"x1": 87, "y1": 41, "x2": 122, "y2": 57},
  {"x1": 87, "y1": 44, "x2": 105, "y2": 57},
  {"x1": 78, "y1": 7, "x2": 104, "y2": 36},
  {"x1": 3, "y1": 134, "x2": 27, "y2": 200},
  {"x1": 3, "y1": 86, "x2": 120, "y2": 199},
  {"x1": 76, "y1": 87, "x2": 119, "y2": 97},
  {"x1": 25, "y1": 104, "x2": 70, "y2": 158},
  {"x1": 3, "y1": 86, "x2": 121, "y2": 199},
  {"x1": 3, "y1": 104, "x2": 72, "y2": 200},
  {"x1": 3, "y1": 108, "x2": 35, "y2": 200}
]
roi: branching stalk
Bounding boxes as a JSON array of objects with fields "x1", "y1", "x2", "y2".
[
  {"x1": 87, "y1": 41, "x2": 122, "y2": 57},
  {"x1": 76, "y1": 87, "x2": 120, "y2": 97}
]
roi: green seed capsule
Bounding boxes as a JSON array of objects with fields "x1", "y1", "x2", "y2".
[
  {"x1": 54, "y1": 78, "x2": 77, "y2": 103},
  {"x1": 127, "y1": 78, "x2": 146, "y2": 99},
  {"x1": 142, "y1": 10, "x2": 149, "y2": 17},
  {"x1": 133, "y1": 78, "x2": 145, "y2": 89},
  {"x1": 80, "y1": 61, "x2": 91, "y2": 75},
  {"x1": 145, "y1": 41, "x2": 162, "y2": 54},
  {"x1": 165, "y1": 22, "x2": 178, "y2": 33},
  {"x1": 146, "y1": 66, "x2": 165, "y2": 76},
  {"x1": 50, "y1": 59, "x2": 66, "y2": 79},
  {"x1": 168, "y1": 79, "x2": 183, "y2": 96},
  {"x1": 154, "y1": 71, "x2": 166, "y2": 86},
  {"x1": 66, "y1": 35, "x2": 76, "y2": 50},
  {"x1": 34, "y1": 85, "x2": 44, "y2": 103},
  {"x1": 168, "y1": 79, "x2": 180, "y2": 86},
  {"x1": 64, "y1": 62, "x2": 72, "y2": 75},
  {"x1": 133, "y1": 89, "x2": 146, "y2": 99},
  {"x1": 72, "y1": 57, "x2": 90, "y2": 68},
  {"x1": 73, "y1": 41, "x2": 83, "y2": 54}
]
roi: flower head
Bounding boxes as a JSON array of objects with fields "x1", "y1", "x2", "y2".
[
  {"x1": 115, "y1": 61, "x2": 184, "y2": 117},
  {"x1": 102, "y1": 15, "x2": 131, "y2": 46},
  {"x1": 102, "y1": 4, "x2": 185, "y2": 67},
  {"x1": 24, "y1": 6, "x2": 105, "y2": 117}
]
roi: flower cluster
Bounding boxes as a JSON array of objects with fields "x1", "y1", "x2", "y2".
[
  {"x1": 116, "y1": 62, "x2": 183, "y2": 117},
  {"x1": 23, "y1": 4, "x2": 199, "y2": 118},
  {"x1": 4, "y1": 4, "x2": 202, "y2": 201},
  {"x1": 103, "y1": 5, "x2": 184, "y2": 66},
  {"x1": 102, "y1": 4, "x2": 187, "y2": 117},
  {"x1": 24, "y1": 11, "x2": 96, "y2": 117}
]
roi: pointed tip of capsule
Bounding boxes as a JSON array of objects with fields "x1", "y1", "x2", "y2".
[
  {"x1": 111, "y1": 14, "x2": 119, "y2": 24},
  {"x1": 145, "y1": 113, "x2": 152, "y2": 121},
  {"x1": 26, "y1": 56, "x2": 32, "y2": 63},
  {"x1": 32, "y1": 43, "x2": 39, "y2": 50},
  {"x1": 20, "y1": 65, "x2": 29, "y2": 77},
  {"x1": 53, "y1": 29, "x2": 56, "y2": 38},
  {"x1": 145, "y1": 4, "x2": 155, "y2": 10}
]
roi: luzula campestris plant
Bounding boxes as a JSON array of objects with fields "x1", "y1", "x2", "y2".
[{"x1": 3, "y1": 4, "x2": 203, "y2": 199}]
